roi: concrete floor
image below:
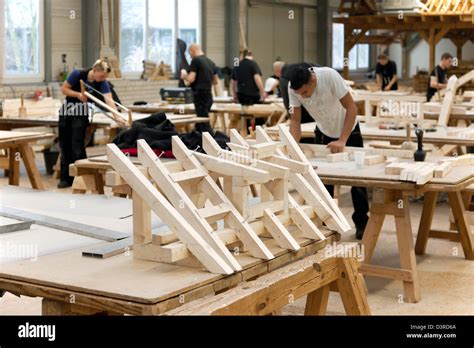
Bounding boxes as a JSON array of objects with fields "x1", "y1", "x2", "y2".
[{"x1": 0, "y1": 147, "x2": 473, "y2": 315}]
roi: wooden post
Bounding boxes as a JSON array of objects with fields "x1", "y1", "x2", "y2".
[
  {"x1": 428, "y1": 28, "x2": 436, "y2": 73},
  {"x1": 336, "y1": 257, "x2": 371, "y2": 315},
  {"x1": 18, "y1": 144, "x2": 44, "y2": 190},
  {"x1": 132, "y1": 194, "x2": 152, "y2": 246},
  {"x1": 8, "y1": 147, "x2": 20, "y2": 186}
]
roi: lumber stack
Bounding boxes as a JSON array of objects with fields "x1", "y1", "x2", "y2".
[
  {"x1": 385, "y1": 154, "x2": 474, "y2": 185},
  {"x1": 1, "y1": 97, "x2": 62, "y2": 118},
  {"x1": 105, "y1": 125, "x2": 350, "y2": 274},
  {"x1": 142, "y1": 60, "x2": 172, "y2": 81}
]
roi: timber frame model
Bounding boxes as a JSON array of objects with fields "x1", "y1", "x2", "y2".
[
  {"x1": 106, "y1": 125, "x2": 350, "y2": 274},
  {"x1": 334, "y1": 13, "x2": 473, "y2": 80}
]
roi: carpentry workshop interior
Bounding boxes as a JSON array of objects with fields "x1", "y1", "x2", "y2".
[{"x1": 0, "y1": 0, "x2": 473, "y2": 344}]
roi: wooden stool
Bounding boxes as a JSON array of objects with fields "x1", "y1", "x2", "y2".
[{"x1": 360, "y1": 188, "x2": 421, "y2": 303}]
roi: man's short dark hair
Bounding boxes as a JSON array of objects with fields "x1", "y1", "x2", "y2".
[
  {"x1": 243, "y1": 49, "x2": 253, "y2": 58},
  {"x1": 377, "y1": 53, "x2": 388, "y2": 60},
  {"x1": 290, "y1": 66, "x2": 312, "y2": 90},
  {"x1": 441, "y1": 52, "x2": 453, "y2": 60}
]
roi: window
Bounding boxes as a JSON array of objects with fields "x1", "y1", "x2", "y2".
[
  {"x1": 1, "y1": 0, "x2": 44, "y2": 82},
  {"x1": 332, "y1": 23, "x2": 369, "y2": 71},
  {"x1": 120, "y1": 0, "x2": 201, "y2": 74}
]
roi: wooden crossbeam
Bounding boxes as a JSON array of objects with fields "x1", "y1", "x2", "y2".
[{"x1": 263, "y1": 209, "x2": 301, "y2": 251}]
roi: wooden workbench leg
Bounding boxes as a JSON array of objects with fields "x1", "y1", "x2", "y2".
[
  {"x1": 415, "y1": 191, "x2": 438, "y2": 255},
  {"x1": 394, "y1": 195, "x2": 420, "y2": 303},
  {"x1": 336, "y1": 257, "x2": 371, "y2": 315},
  {"x1": 93, "y1": 173, "x2": 105, "y2": 195},
  {"x1": 304, "y1": 284, "x2": 330, "y2": 315},
  {"x1": 361, "y1": 189, "x2": 386, "y2": 264},
  {"x1": 448, "y1": 191, "x2": 474, "y2": 260},
  {"x1": 18, "y1": 144, "x2": 44, "y2": 190},
  {"x1": 8, "y1": 147, "x2": 20, "y2": 186}
]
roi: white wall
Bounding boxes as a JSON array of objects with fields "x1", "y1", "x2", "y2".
[
  {"x1": 389, "y1": 39, "x2": 474, "y2": 77},
  {"x1": 51, "y1": 0, "x2": 83, "y2": 81},
  {"x1": 204, "y1": 0, "x2": 225, "y2": 66}
]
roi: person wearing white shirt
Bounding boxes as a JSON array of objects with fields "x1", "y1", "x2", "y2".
[{"x1": 288, "y1": 66, "x2": 368, "y2": 240}]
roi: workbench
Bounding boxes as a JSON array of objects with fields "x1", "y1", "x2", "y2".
[
  {"x1": 266, "y1": 122, "x2": 474, "y2": 148},
  {"x1": 0, "y1": 131, "x2": 54, "y2": 189},
  {"x1": 0, "y1": 186, "x2": 370, "y2": 316},
  {"x1": 128, "y1": 102, "x2": 286, "y2": 135},
  {"x1": 304, "y1": 152, "x2": 474, "y2": 303}
]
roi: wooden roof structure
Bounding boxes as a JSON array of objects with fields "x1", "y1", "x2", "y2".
[{"x1": 334, "y1": 11, "x2": 474, "y2": 79}]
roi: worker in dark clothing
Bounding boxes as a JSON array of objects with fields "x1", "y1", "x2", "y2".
[
  {"x1": 230, "y1": 49, "x2": 266, "y2": 128},
  {"x1": 231, "y1": 49, "x2": 266, "y2": 105},
  {"x1": 181, "y1": 44, "x2": 218, "y2": 133},
  {"x1": 426, "y1": 52, "x2": 453, "y2": 102},
  {"x1": 375, "y1": 53, "x2": 398, "y2": 91},
  {"x1": 58, "y1": 59, "x2": 118, "y2": 188}
]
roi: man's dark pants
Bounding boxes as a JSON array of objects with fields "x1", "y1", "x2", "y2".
[
  {"x1": 314, "y1": 123, "x2": 369, "y2": 231},
  {"x1": 193, "y1": 89, "x2": 213, "y2": 133},
  {"x1": 58, "y1": 115, "x2": 88, "y2": 184}
]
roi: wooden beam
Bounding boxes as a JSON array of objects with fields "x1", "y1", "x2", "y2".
[{"x1": 263, "y1": 209, "x2": 300, "y2": 251}]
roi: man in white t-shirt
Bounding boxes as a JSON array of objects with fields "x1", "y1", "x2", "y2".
[{"x1": 288, "y1": 66, "x2": 368, "y2": 239}]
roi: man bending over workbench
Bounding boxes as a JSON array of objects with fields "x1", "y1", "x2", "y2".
[{"x1": 288, "y1": 66, "x2": 369, "y2": 240}]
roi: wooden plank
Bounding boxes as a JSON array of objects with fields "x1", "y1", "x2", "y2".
[
  {"x1": 262, "y1": 209, "x2": 300, "y2": 251},
  {"x1": 197, "y1": 204, "x2": 231, "y2": 224},
  {"x1": 438, "y1": 75, "x2": 458, "y2": 126},
  {"x1": 0, "y1": 207, "x2": 128, "y2": 242},
  {"x1": 194, "y1": 152, "x2": 270, "y2": 183},
  {"x1": 106, "y1": 143, "x2": 234, "y2": 275},
  {"x1": 359, "y1": 264, "x2": 414, "y2": 282},
  {"x1": 327, "y1": 152, "x2": 349, "y2": 163},
  {"x1": 433, "y1": 161, "x2": 454, "y2": 178},
  {"x1": 82, "y1": 238, "x2": 133, "y2": 259},
  {"x1": 288, "y1": 196, "x2": 326, "y2": 241}
]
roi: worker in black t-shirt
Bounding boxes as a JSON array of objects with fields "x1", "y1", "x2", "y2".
[
  {"x1": 181, "y1": 44, "x2": 218, "y2": 132},
  {"x1": 231, "y1": 49, "x2": 266, "y2": 105},
  {"x1": 375, "y1": 53, "x2": 398, "y2": 91},
  {"x1": 426, "y1": 52, "x2": 453, "y2": 102}
]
